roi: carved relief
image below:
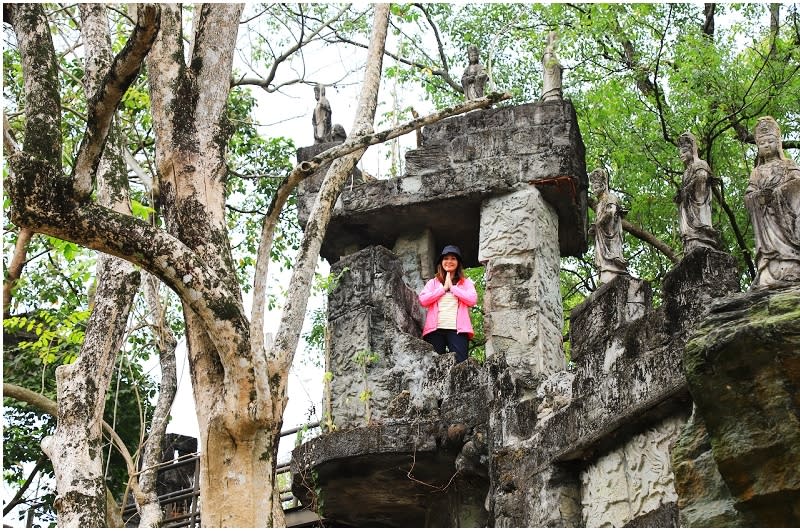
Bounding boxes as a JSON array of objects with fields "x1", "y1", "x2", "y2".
[
  {"x1": 580, "y1": 415, "x2": 684, "y2": 527},
  {"x1": 479, "y1": 187, "x2": 558, "y2": 261}
]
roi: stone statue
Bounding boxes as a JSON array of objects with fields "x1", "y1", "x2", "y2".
[
  {"x1": 590, "y1": 168, "x2": 629, "y2": 283},
  {"x1": 312, "y1": 83, "x2": 332, "y2": 144},
  {"x1": 675, "y1": 132, "x2": 718, "y2": 253},
  {"x1": 541, "y1": 31, "x2": 563, "y2": 102},
  {"x1": 461, "y1": 45, "x2": 488, "y2": 100},
  {"x1": 744, "y1": 116, "x2": 800, "y2": 287},
  {"x1": 331, "y1": 123, "x2": 347, "y2": 143}
]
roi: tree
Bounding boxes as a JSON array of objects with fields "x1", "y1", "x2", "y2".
[{"x1": 4, "y1": 3, "x2": 505, "y2": 526}]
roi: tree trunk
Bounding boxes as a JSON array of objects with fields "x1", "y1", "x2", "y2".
[
  {"x1": 40, "y1": 254, "x2": 140, "y2": 527},
  {"x1": 34, "y1": 4, "x2": 143, "y2": 527},
  {"x1": 137, "y1": 274, "x2": 178, "y2": 527},
  {"x1": 145, "y1": 5, "x2": 285, "y2": 526}
]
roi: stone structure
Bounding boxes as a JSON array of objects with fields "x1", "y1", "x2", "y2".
[
  {"x1": 744, "y1": 116, "x2": 800, "y2": 288},
  {"x1": 312, "y1": 84, "x2": 332, "y2": 144},
  {"x1": 461, "y1": 44, "x2": 488, "y2": 100},
  {"x1": 292, "y1": 98, "x2": 587, "y2": 526},
  {"x1": 296, "y1": 100, "x2": 589, "y2": 265},
  {"x1": 673, "y1": 285, "x2": 800, "y2": 526},
  {"x1": 589, "y1": 168, "x2": 629, "y2": 283},
  {"x1": 676, "y1": 132, "x2": 718, "y2": 252},
  {"x1": 290, "y1": 94, "x2": 798, "y2": 528},
  {"x1": 541, "y1": 31, "x2": 563, "y2": 102}
]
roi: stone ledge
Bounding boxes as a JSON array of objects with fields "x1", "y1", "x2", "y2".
[{"x1": 291, "y1": 419, "x2": 489, "y2": 527}]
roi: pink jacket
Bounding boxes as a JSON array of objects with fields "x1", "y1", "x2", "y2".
[{"x1": 419, "y1": 277, "x2": 478, "y2": 339}]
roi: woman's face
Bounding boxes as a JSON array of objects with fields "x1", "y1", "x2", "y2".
[
  {"x1": 757, "y1": 134, "x2": 779, "y2": 160},
  {"x1": 442, "y1": 254, "x2": 459, "y2": 273}
]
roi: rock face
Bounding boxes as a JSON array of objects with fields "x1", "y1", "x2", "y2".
[
  {"x1": 325, "y1": 245, "x2": 431, "y2": 429},
  {"x1": 674, "y1": 285, "x2": 800, "y2": 526}
]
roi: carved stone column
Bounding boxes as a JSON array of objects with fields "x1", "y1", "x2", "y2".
[
  {"x1": 480, "y1": 186, "x2": 565, "y2": 392},
  {"x1": 392, "y1": 228, "x2": 437, "y2": 293}
]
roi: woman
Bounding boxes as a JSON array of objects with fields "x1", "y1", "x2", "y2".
[{"x1": 419, "y1": 245, "x2": 478, "y2": 363}]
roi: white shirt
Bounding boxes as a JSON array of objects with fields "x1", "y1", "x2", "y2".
[{"x1": 437, "y1": 292, "x2": 458, "y2": 330}]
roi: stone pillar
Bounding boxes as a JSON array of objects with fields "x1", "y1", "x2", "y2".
[
  {"x1": 392, "y1": 228, "x2": 437, "y2": 293},
  {"x1": 325, "y1": 246, "x2": 435, "y2": 429},
  {"x1": 480, "y1": 186, "x2": 565, "y2": 389},
  {"x1": 480, "y1": 186, "x2": 567, "y2": 525}
]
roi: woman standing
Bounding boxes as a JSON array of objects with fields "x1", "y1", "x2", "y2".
[{"x1": 419, "y1": 245, "x2": 478, "y2": 363}]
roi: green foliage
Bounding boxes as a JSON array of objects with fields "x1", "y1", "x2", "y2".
[
  {"x1": 464, "y1": 267, "x2": 486, "y2": 363},
  {"x1": 304, "y1": 267, "x2": 350, "y2": 355},
  {"x1": 224, "y1": 86, "x2": 301, "y2": 292}
]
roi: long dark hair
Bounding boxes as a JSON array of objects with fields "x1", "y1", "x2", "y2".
[{"x1": 435, "y1": 259, "x2": 465, "y2": 284}]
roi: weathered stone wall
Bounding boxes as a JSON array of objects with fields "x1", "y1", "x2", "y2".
[
  {"x1": 325, "y1": 246, "x2": 434, "y2": 429},
  {"x1": 580, "y1": 415, "x2": 684, "y2": 528},
  {"x1": 485, "y1": 248, "x2": 740, "y2": 527}
]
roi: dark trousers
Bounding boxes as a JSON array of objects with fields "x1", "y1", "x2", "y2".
[{"x1": 423, "y1": 329, "x2": 469, "y2": 363}]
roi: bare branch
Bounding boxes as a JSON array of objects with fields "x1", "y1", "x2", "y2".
[
  {"x1": 3, "y1": 228, "x2": 34, "y2": 318},
  {"x1": 326, "y1": 31, "x2": 463, "y2": 93},
  {"x1": 3, "y1": 457, "x2": 46, "y2": 517},
  {"x1": 651, "y1": 5, "x2": 675, "y2": 145},
  {"x1": 72, "y1": 5, "x2": 160, "y2": 198},
  {"x1": 711, "y1": 183, "x2": 756, "y2": 279},
  {"x1": 233, "y1": 4, "x2": 352, "y2": 92},
  {"x1": 413, "y1": 4, "x2": 452, "y2": 79}
]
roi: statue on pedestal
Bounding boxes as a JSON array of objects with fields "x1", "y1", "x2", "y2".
[
  {"x1": 590, "y1": 169, "x2": 629, "y2": 284},
  {"x1": 676, "y1": 132, "x2": 718, "y2": 253},
  {"x1": 744, "y1": 116, "x2": 800, "y2": 287},
  {"x1": 541, "y1": 31, "x2": 563, "y2": 102},
  {"x1": 312, "y1": 84, "x2": 332, "y2": 144},
  {"x1": 461, "y1": 45, "x2": 487, "y2": 100}
]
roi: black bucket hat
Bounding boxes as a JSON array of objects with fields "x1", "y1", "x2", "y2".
[{"x1": 439, "y1": 245, "x2": 463, "y2": 263}]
